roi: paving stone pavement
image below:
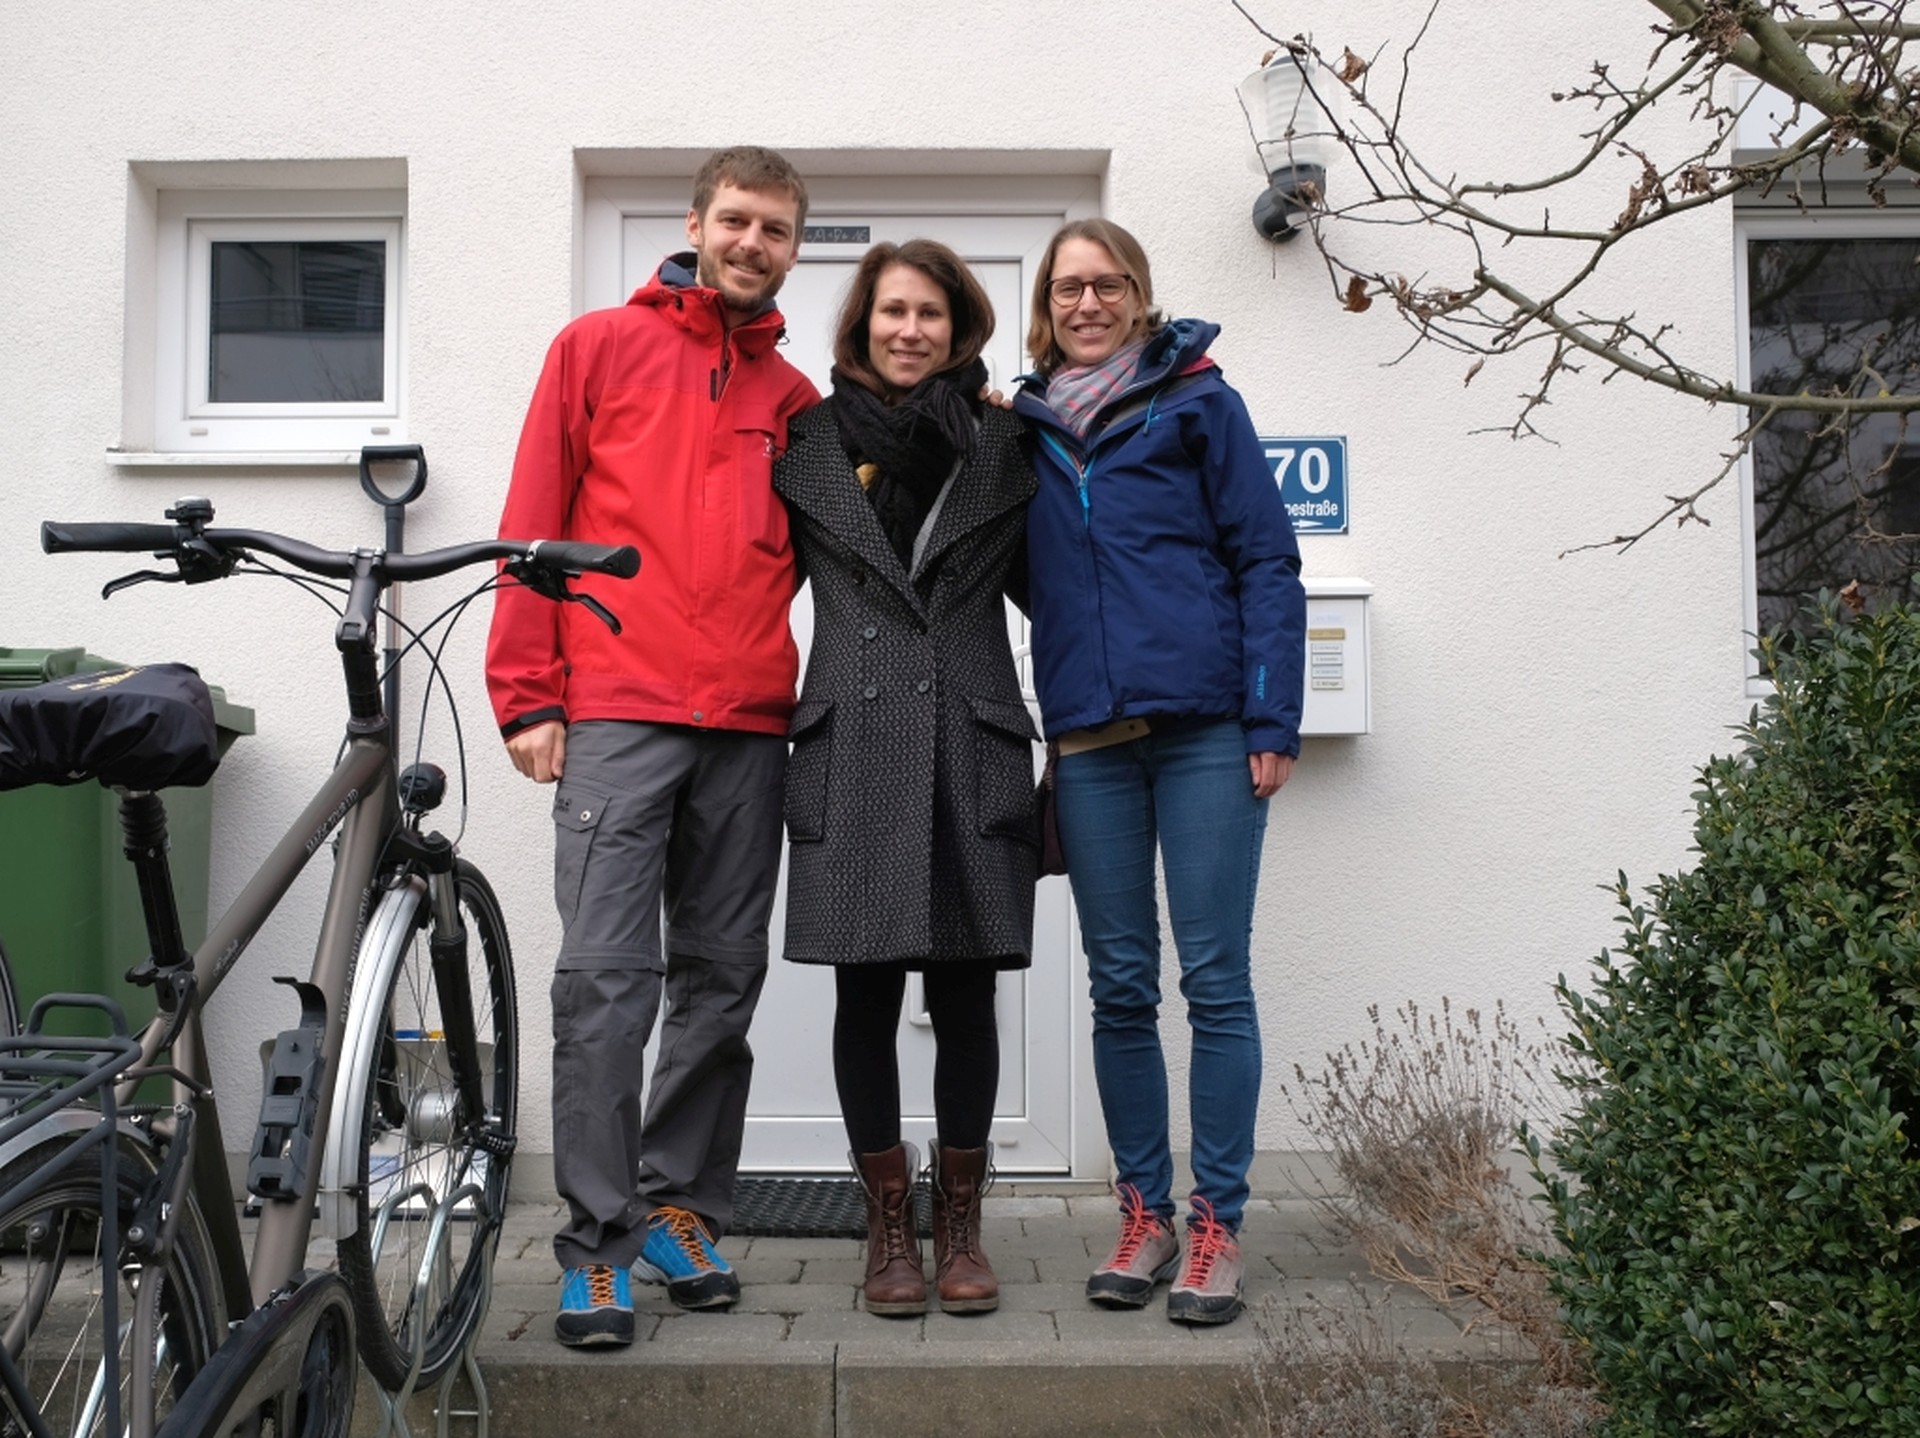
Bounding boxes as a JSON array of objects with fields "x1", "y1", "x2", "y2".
[{"x1": 348, "y1": 1184, "x2": 1510, "y2": 1437}]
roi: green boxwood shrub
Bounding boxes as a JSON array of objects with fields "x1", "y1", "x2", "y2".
[{"x1": 1541, "y1": 594, "x2": 1920, "y2": 1436}]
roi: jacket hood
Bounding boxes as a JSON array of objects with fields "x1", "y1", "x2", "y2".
[
  {"x1": 1139, "y1": 316, "x2": 1219, "y2": 378},
  {"x1": 637, "y1": 250, "x2": 786, "y2": 340},
  {"x1": 657, "y1": 252, "x2": 701, "y2": 290}
]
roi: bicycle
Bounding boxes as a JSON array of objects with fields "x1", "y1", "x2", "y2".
[{"x1": 0, "y1": 496, "x2": 636, "y2": 1434}]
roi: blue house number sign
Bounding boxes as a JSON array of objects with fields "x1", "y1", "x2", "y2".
[{"x1": 1262, "y1": 436, "x2": 1348, "y2": 534}]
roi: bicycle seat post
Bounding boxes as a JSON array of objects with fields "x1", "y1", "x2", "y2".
[{"x1": 117, "y1": 790, "x2": 189, "y2": 974}]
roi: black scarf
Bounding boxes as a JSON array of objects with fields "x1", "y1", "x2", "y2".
[{"x1": 830, "y1": 357, "x2": 988, "y2": 570}]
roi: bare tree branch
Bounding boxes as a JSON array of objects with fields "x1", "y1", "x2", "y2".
[{"x1": 1235, "y1": 2, "x2": 1920, "y2": 566}]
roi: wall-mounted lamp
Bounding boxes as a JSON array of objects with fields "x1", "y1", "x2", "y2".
[{"x1": 1239, "y1": 52, "x2": 1334, "y2": 242}]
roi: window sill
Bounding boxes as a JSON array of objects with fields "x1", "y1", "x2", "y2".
[{"x1": 109, "y1": 450, "x2": 366, "y2": 470}]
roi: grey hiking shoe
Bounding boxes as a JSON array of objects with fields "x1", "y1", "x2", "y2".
[
  {"x1": 1086, "y1": 1183, "x2": 1180, "y2": 1309},
  {"x1": 1166, "y1": 1198, "x2": 1243, "y2": 1326}
]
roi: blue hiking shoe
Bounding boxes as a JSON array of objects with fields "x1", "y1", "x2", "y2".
[
  {"x1": 555, "y1": 1264, "x2": 634, "y2": 1348},
  {"x1": 632, "y1": 1206, "x2": 740, "y2": 1309}
]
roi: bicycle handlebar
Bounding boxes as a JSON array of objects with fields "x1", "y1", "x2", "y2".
[{"x1": 40, "y1": 517, "x2": 639, "y2": 586}]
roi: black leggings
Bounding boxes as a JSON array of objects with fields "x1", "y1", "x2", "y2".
[{"x1": 833, "y1": 963, "x2": 1000, "y2": 1155}]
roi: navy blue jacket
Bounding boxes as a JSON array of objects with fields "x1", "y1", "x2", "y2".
[{"x1": 1014, "y1": 319, "x2": 1306, "y2": 755}]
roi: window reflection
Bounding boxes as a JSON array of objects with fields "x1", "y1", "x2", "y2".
[
  {"x1": 208, "y1": 240, "x2": 386, "y2": 404},
  {"x1": 1748, "y1": 236, "x2": 1920, "y2": 635}
]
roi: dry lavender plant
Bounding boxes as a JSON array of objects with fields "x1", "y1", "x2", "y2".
[
  {"x1": 1196, "y1": 1001, "x2": 1599, "y2": 1437},
  {"x1": 1200, "y1": 1289, "x2": 1598, "y2": 1438},
  {"x1": 1203, "y1": 1292, "x2": 1449, "y2": 1438},
  {"x1": 1282, "y1": 1000, "x2": 1593, "y2": 1395}
]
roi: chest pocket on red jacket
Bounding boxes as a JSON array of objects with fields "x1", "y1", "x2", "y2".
[{"x1": 734, "y1": 403, "x2": 788, "y2": 555}]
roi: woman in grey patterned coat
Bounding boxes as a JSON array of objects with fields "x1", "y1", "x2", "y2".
[{"x1": 773, "y1": 239, "x2": 1039, "y2": 1318}]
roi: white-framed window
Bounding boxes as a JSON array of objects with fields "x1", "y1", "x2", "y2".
[
  {"x1": 1734, "y1": 206, "x2": 1920, "y2": 689},
  {"x1": 150, "y1": 187, "x2": 406, "y2": 454}
]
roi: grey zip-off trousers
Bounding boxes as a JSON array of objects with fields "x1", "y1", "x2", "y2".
[{"x1": 544, "y1": 720, "x2": 786, "y2": 1271}]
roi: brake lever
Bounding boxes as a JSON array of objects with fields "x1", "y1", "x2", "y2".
[
  {"x1": 576, "y1": 593, "x2": 622, "y2": 635},
  {"x1": 502, "y1": 557, "x2": 624, "y2": 633},
  {"x1": 102, "y1": 569, "x2": 182, "y2": 600}
]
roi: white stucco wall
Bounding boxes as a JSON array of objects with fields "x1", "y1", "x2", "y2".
[{"x1": 0, "y1": 1, "x2": 1751, "y2": 1173}]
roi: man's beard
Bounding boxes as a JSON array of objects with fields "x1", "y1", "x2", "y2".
[{"x1": 698, "y1": 252, "x2": 783, "y2": 314}]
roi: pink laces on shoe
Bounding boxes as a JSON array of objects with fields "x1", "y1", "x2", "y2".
[
  {"x1": 1109, "y1": 1182, "x2": 1167, "y2": 1265},
  {"x1": 1180, "y1": 1196, "x2": 1234, "y2": 1285}
]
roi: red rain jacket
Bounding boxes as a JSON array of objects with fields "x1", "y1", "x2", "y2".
[{"x1": 486, "y1": 262, "x2": 819, "y2": 738}]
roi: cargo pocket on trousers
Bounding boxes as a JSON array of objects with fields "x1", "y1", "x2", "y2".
[
  {"x1": 784, "y1": 699, "x2": 834, "y2": 842},
  {"x1": 970, "y1": 696, "x2": 1040, "y2": 845},
  {"x1": 552, "y1": 779, "x2": 613, "y2": 928}
]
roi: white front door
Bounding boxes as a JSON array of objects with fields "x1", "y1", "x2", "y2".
[{"x1": 583, "y1": 176, "x2": 1093, "y2": 1173}]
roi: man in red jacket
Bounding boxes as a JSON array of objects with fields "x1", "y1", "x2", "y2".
[{"x1": 485, "y1": 146, "x2": 819, "y2": 1349}]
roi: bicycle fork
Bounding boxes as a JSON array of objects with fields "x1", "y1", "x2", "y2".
[
  {"x1": 423, "y1": 864, "x2": 488, "y2": 1141},
  {"x1": 390, "y1": 763, "x2": 505, "y2": 1164}
]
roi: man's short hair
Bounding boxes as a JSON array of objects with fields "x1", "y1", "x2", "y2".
[{"x1": 691, "y1": 146, "x2": 810, "y2": 229}]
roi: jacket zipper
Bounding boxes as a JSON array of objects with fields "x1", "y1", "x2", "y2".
[
  {"x1": 1037, "y1": 430, "x2": 1092, "y2": 527},
  {"x1": 1025, "y1": 343, "x2": 1195, "y2": 527}
]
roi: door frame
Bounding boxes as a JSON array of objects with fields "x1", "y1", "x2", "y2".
[{"x1": 579, "y1": 167, "x2": 1108, "y2": 1179}]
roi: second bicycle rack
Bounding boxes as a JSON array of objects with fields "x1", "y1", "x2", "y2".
[{"x1": 364, "y1": 1178, "x2": 497, "y2": 1438}]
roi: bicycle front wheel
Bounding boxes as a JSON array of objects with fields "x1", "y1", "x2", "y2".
[
  {"x1": 334, "y1": 859, "x2": 517, "y2": 1390},
  {"x1": 0, "y1": 1134, "x2": 225, "y2": 1437}
]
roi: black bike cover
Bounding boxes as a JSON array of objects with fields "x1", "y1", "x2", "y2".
[{"x1": 0, "y1": 663, "x2": 220, "y2": 792}]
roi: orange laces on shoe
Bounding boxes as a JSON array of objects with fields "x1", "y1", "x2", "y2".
[
  {"x1": 1109, "y1": 1183, "x2": 1166, "y2": 1265},
  {"x1": 1181, "y1": 1197, "x2": 1233, "y2": 1285},
  {"x1": 654, "y1": 1206, "x2": 718, "y2": 1271},
  {"x1": 585, "y1": 1265, "x2": 619, "y2": 1304}
]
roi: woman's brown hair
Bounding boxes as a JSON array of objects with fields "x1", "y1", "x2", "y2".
[
  {"x1": 1025, "y1": 218, "x2": 1166, "y2": 377},
  {"x1": 832, "y1": 239, "x2": 995, "y2": 399}
]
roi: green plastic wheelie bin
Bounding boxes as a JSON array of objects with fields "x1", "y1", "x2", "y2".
[{"x1": 0, "y1": 647, "x2": 255, "y2": 1037}]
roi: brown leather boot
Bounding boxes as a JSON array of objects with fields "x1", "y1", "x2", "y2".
[
  {"x1": 853, "y1": 1143, "x2": 926, "y2": 1316},
  {"x1": 928, "y1": 1141, "x2": 998, "y2": 1313}
]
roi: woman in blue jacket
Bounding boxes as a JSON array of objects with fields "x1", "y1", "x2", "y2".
[{"x1": 1014, "y1": 219, "x2": 1305, "y2": 1327}]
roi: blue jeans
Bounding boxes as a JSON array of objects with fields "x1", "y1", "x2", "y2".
[{"x1": 1055, "y1": 719, "x2": 1269, "y2": 1232}]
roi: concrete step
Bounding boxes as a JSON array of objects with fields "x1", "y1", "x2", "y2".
[{"x1": 349, "y1": 1191, "x2": 1494, "y2": 1438}]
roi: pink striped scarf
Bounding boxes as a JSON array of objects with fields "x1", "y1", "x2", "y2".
[{"x1": 1045, "y1": 339, "x2": 1147, "y2": 440}]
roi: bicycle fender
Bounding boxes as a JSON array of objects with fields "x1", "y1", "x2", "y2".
[
  {"x1": 0, "y1": 1106, "x2": 155, "y2": 1177},
  {"x1": 315, "y1": 877, "x2": 426, "y2": 1239}
]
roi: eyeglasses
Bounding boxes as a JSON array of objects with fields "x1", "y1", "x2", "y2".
[{"x1": 1046, "y1": 273, "x2": 1134, "y2": 307}]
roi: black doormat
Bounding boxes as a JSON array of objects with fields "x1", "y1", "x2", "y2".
[{"x1": 731, "y1": 1176, "x2": 931, "y2": 1239}]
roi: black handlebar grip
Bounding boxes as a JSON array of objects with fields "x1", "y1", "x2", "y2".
[
  {"x1": 42, "y1": 521, "x2": 180, "y2": 554},
  {"x1": 532, "y1": 541, "x2": 640, "y2": 579}
]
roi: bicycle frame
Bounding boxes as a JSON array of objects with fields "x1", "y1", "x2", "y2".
[
  {"x1": 151, "y1": 720, "x2": 402, "y2": 1315},
  {"x1": 63, "y1": 548, "x2": 439, "y2": 1341}
]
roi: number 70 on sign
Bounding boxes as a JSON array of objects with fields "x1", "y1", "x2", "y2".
[{"x1": 1261, "y1": 436, "x2": 1348, "y2": 535}]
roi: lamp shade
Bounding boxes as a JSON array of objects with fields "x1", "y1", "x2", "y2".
[{"x1": 1239, "y1": 55, "x2": 1333, "y2": 179}]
